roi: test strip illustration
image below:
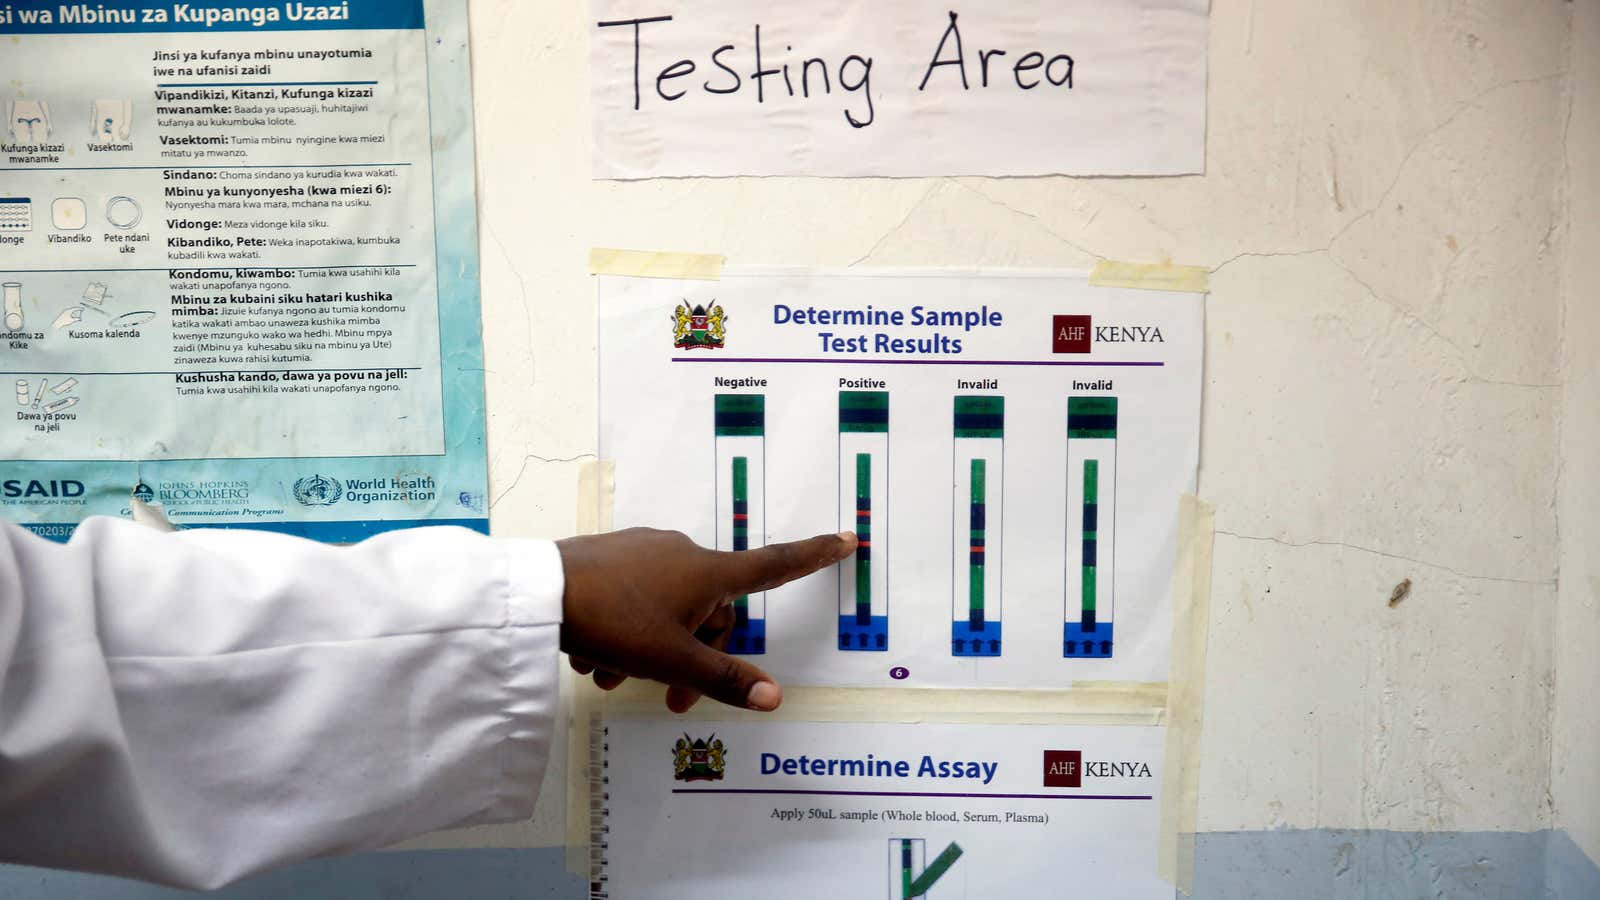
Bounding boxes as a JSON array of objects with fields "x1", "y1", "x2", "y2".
[
  {"x1": 839, "y1": 391, "x2": 889, "y2": 651},
  {"x1": 1065, "y1": 397, "x2": 1117, "y2": 657},
  {"x1": 715, "y1": 394, "x2": 766, "y2": 654},
  {"x1": 889, "y1": 839, "x2": 927, "y2": 900},
  {"x1": 952, "y1": 396, "x2": 1003, "y2": 657}
]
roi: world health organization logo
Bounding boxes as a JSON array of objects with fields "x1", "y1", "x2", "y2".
[{"x1": 293, "y1": 475, "x2": 343, "y2": 507}]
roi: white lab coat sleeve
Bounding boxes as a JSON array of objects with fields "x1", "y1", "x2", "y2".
[{"x1": 0, "y1": 516, "x2": 564, "y2": 890}]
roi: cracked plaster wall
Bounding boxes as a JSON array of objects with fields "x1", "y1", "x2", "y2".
[
  {"x1": 402, "y1": 0, "x2": 1587, "y2": 865},
  {"x1": 1553, "y1": 0, "x2": 1600, "y2": 874}
]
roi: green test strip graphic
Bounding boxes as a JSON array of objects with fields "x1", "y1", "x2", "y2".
[
  {"x1": 908, "y1": 842, "x2": 965, "y2": 897},
  {"x1": 856, "y1": 452, "x2": 872, "y2": 624},
  {"x1": 715, "y1": 394, "x2": 765, "y2": 654},
  {"x1": 1066, "y1": 396, "x2": 1117, "y2": 658},
  {"x1": 732, "y1": 455, "x2": 749, "y2": 621},
  {"x1": 969, "y1": 459, "x2": 985, "y2": 626},
  {"x1": 1081, "y1": 459, "x2": 1098, "y2": 626},
  {"x1": 839, "y1": 391, "x2": 889, "y2": 652},
  {"x1": 900, "y1": 839, "x2": 914, "y2": 899},
  {"x1": 953, "y1": 396, "x2": 1002, "y2": 657}
]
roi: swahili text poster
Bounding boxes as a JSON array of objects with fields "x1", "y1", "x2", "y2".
[
  {"x1": 598, "y1": 718, "x2": 1169, "y2": 899},
  {"x1": 0, "y1": 0, "x2": 491, "y2": 541},
  {"x1": 598, "y1": 268, "x2": 1202, "y2": 689},
  {"x1": 589, "y1": 0, "x2": 1208, "y2": 178}
]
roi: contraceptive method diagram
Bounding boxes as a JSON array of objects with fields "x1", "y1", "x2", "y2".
[
  {"x1": 0, "y1": 0, "x2": 494, "y2": 543},
  {"x1": 599, "y1": 269, "x2": 1203, "y2": 690}
]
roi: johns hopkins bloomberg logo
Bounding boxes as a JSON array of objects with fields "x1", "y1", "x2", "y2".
[
  {"x1": 294, "y1": 473, "x2": 439, "y2": 507},
  {"x1": 149, "y1": 479, "x2": 251, "y2": 507}
]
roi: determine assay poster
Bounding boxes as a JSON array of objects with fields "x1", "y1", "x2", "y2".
[
  {"x1": 0, "y1": 0, "x2": 491, "y2": 541},
  {"x1": 598, "y1": 719, "x2": 1169, "y2": 899},
  {"x1": 599, "y1": 268, "x2": 1202, "y2": 688},
  {"x1": 589, "y1": 0, "x2": 1208, "y2": 178}
]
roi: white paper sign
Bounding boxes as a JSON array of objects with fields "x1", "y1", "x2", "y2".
[
  {"x1": 599, "y1": 718, "x2": 1169, "y2": 899},
  {"x1": 589, "y1": 0, "x2": 1208, "y2": 178},
  {"x1": 598, "y1": 268, "x2": 1202, "y2": 689}
]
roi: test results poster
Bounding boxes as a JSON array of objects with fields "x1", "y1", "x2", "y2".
[
  {"x1": 0, "y1": 0, "x2": 490, "y2": 541},
  {"x1": 600, "y1": 269, "x2": 1203, "y2": 690}
]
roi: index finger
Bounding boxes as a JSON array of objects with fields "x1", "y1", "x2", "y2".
[{"x1": 714, "y1": 531, "x2": 857, "y2": 596}]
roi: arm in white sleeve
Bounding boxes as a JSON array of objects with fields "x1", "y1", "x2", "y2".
[{"x1": 0, "y1": 517, "x2": 564, "y2": 890}]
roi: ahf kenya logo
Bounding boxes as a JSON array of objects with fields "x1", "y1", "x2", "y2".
[
  {"x1": 1043, "y1": 750, "x2": 1083, "y2": 787},
  {"x1": 672, "y1": 301, "x2": 727, "y2": 350},
  {"x1": 1043, "y1": 749, "x2": 1152, "y2": 787},
  {"x1": 1054, "y1": 314, "x2": 1166, "y2": 353},
  {"x1": 673, "y1": 734, "x2": 727, "y2": 782},
  {"x1": 1053, "y1": 315, "x2": 1092, "y2": 353}
]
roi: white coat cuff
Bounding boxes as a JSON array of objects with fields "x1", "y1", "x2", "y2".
[{"x1": 483, "y1": 538, "x2": 565, "y2": 824}]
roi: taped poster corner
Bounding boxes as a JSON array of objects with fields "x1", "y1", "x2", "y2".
[
  {"x1": 588, "y1": 248, "x2": 726, "y2": 281},
  {"x1": 575, "y1": 460, "x2": 616, "y2": 536},
  {"x1": 1090, "y1": 259, "x2": 1210, "y2": 295},
  {"x1": 1158, "y1": 494, "x2": 1215, "y2": 894}
]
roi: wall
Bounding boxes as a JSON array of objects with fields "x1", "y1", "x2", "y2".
[
  {"x1": 492, "y1": 0, "x2": 1571, "y2": 839},
  {"x1": 467, "y1": 0, "x2": 1589, "y2": 892},
  {"x1": 2, "y1": 0, "x2": 1592, "y2": 897},
  {"x1": 1553, "y1": 0, "x2": 1600, "y2": 889}
]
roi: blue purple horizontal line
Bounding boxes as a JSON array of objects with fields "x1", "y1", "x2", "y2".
[
  {"x1": 672, "y1": 788, "x2": 1152, "y2": 800},
  {"x1": 671, "y1": 358, "x2": 1164, "y2": 367}
]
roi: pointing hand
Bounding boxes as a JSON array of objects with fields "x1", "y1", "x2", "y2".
[{"x1": 558, "y1": 528, "x2": 858, "y2": 712}]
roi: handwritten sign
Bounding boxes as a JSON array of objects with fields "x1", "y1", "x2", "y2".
[{"x1": 589, "y1": 0, "x2": 1207, "y2": 178}]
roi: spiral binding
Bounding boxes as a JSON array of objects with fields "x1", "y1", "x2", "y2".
[{"x1": 588, "y1": 722, "x2": 610, "y2": 900}]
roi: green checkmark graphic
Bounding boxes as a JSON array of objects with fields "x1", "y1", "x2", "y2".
[{"x1": 906, "y1": 842, "x2": 964, "y2": 897}]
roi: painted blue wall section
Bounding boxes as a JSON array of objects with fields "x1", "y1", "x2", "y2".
[
  {"x1": 0, "y1": 848, "x2": 584, "y2": 899},
  {"x1": 1546, "y1": 831, "x2": 1600, "y2": 900},
  {"x1": 0, "y1": 832, "x2": 1594, "y2": 898},
  {"x1": 1190, "y1": 829, "x2": 1600, "y2": 900}
]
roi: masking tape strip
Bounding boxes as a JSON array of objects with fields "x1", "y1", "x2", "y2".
[
  {"x1": 575, "y1": 460, "x2": 615, "y2": 536},
  {"x1": 1159, "y1": 495, "x2": 1215, "y2": 894},
  {"x1": 600, "y1": 682, "x2": 1168, "y2": 727},
  {"x1": 588, "y1": 248, "x2": 725, "y2": 281},
  {"x1": 1090, "y1": 259, "x2": 1210, "y2": 294}
]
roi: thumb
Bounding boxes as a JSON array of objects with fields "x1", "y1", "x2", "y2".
[
  {"x1": 716, "y1": 531, "x2": 858, "y2": 597},
  {"x1": 673, "y1": 635, "x2": 785, "y2": 711}
]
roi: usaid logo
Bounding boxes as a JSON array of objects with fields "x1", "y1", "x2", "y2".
[
  {"x1": 2, "y1": 478, "x2": 85, "y2": 499},
  {"x1": 1043, "y1": 750, "x2": 1082, "y2": 787}
]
